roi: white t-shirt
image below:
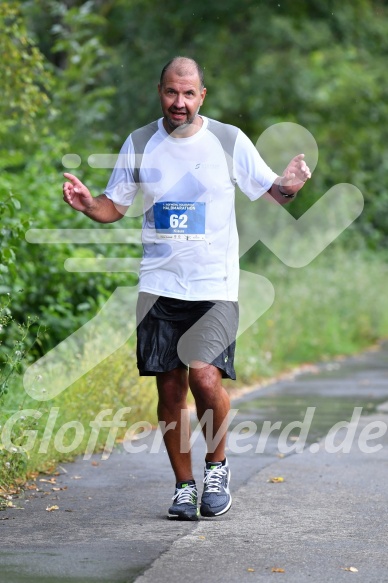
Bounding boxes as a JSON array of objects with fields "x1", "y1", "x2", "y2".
[{"x1": 104, "y1": 116, "x2": 277, "y2": 301}]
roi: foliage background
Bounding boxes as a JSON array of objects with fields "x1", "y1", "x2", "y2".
[{"x1": 1, "y1": 0, "x2": 388, "y2": 488}]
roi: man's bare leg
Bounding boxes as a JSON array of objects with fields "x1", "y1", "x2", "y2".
[
  {"x1": 189, "y1": 362, "x2": 232, "y2": 517},
  {"x1": 189, "y1": 362, "x2": 230, "y2": 462},
  {"x1": 157, "y1": 368, "x2": 199, "y2": 521},
  {"x1": 156, "y1": 368, "x2": 193, "y2": 482}
]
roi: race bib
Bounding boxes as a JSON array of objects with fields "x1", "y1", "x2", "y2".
[{"x1": 153, "y1": 201, "x2": 206, "y2": 240}]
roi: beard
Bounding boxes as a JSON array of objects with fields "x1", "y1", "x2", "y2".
[{"x1": 165, "y1": 105, "x2": 201, "y2": 131}]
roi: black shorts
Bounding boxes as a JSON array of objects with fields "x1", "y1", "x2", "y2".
[{"x1": 136, "y1": 292, "x2": 239, "y2": 380}]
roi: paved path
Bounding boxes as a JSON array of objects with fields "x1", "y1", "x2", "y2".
[{"x1": 1, "y1": 343, "x2": 388, "y2": 582}]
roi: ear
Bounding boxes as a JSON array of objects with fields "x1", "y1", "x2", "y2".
[{"x1": 200, "y1": 87, "x2": 207, "y2": 105}]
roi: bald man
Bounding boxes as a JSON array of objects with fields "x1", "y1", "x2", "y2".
[{"x1": 63, "y1": 56, "x2": 311, "y2": 521}]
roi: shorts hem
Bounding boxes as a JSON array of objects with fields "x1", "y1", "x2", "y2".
[{"x1": 138, "y1": 364, "x2": 236, "y2": 381}]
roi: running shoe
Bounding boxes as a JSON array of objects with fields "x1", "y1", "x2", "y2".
[
  {"x1": 200, "y1": 458, "x2": 232, "y2": 517},
  {"x1": 167, "y1": 480, "x2": 199, "y2": 521}
]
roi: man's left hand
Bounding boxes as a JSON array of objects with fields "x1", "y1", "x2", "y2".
[{"x1": 278, "y1": 153, "x2": 311, "y2": 195}]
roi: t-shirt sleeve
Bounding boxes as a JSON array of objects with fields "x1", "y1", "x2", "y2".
[
  {"x1": 234, "y1": 130, "x2": 278, "y2": 200},
  {"x1": 103, "y1": 135, "x2": 139, "y2": 206}
]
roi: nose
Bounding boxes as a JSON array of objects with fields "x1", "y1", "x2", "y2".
[{"x1": 174, "y1": 93, "x2": 185, "y2": 109}]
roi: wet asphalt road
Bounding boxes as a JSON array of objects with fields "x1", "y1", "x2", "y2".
[{"x1": 1, "y1": 342, "x2": 388, "y2": 583}]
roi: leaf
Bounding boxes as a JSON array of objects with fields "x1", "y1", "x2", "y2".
[
  {"x1": 342, "y1": 567, "x2": 358, "y2": 573},
  {"x1": 46, "y1": 505, "x2": 59, "y2": 512},
  {"x1": 2, "y1": 248, "x2": 15, "y2": 261},
  {"x1": 272, "y1": 567, "x2": 285, "y2": 573},
  {"x1": 27, "y1": 472, "x2": 39, "y2": 479},
  {"x1": 39, "y1": 478, "x2": 56, "y2": 484},
  {"x1": 268, "y1": 476, "x2": 285, "y2": 483},
  {"x1": 247, "y1": 568, "x2": 255, "y2": 572},
  {"x1": 6, "y1": 502, "x2": 24, "y2": 510},
  {"x1": 10, "y1": 197, "x2": 21, "y2": 210}
]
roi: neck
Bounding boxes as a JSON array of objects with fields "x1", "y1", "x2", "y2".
[{"x1": 163, "y1": 115, "x2": 203, "y2": 138}]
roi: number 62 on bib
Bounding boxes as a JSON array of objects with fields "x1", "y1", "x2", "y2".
[{"x1": 153, "y1": 201, "x2": 206, "y2": 241}]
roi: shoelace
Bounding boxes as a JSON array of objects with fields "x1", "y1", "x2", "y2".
[
  {"x1": 172, "y1": 484, "x2": 197, "y2": 505},
  {"x1": 203, "y1": 466, "x2": 227, "y2": 493}
]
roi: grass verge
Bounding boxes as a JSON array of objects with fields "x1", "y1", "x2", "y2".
[{"x1": 234, "y1": 247, "x2": 388, "y2": 383}]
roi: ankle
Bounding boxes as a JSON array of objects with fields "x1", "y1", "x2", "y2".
[{"x1": 205, "y1": 457, "x2": 226, "y2": 465}]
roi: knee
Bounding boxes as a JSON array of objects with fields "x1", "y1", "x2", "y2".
[
  {"x1": 189, "y1": 367, "x2": 225, "y2": 406},
  {"x1": 157, "y1": 370, "x2": 189, "y2": 407}
]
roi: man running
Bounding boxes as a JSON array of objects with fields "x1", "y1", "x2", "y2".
[{"x1": 63, "y1": 56, "x2": 311, "y2": 521}]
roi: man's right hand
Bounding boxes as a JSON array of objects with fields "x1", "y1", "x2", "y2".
[
  {"x1": 63, "y1": 173, "x2": 94, "y2": 213},
  {"x1": 62, "y1": 172, "x2": 127, "y2": 223}
]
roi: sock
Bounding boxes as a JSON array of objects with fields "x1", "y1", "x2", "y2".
[
  {"x1": 205, "y1": 458, "x2": 226, "y2": 467},
  {"x1": 176, "y1": 479, "x2": 196, "y2": 489}
]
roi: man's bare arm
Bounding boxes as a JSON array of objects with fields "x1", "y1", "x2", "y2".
[{"x1": 63, "y1": 173, "x2": 127, "y2": 223}]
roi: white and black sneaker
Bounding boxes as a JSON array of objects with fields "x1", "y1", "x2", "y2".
[
  {"x1": 167, "y1": 480, "x2": 199, "y2": 521},
  {"x1": 200, "y1": 458, "x2": 232, "y2": 517}
]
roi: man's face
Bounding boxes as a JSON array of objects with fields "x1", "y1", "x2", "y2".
[{"x1": 158, "y1": 69, "x2": 207, "y2": 134}]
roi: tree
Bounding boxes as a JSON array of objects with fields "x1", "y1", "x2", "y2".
[{"x1": 0, "y1": 1, "x2": 52, "y2": 143}]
